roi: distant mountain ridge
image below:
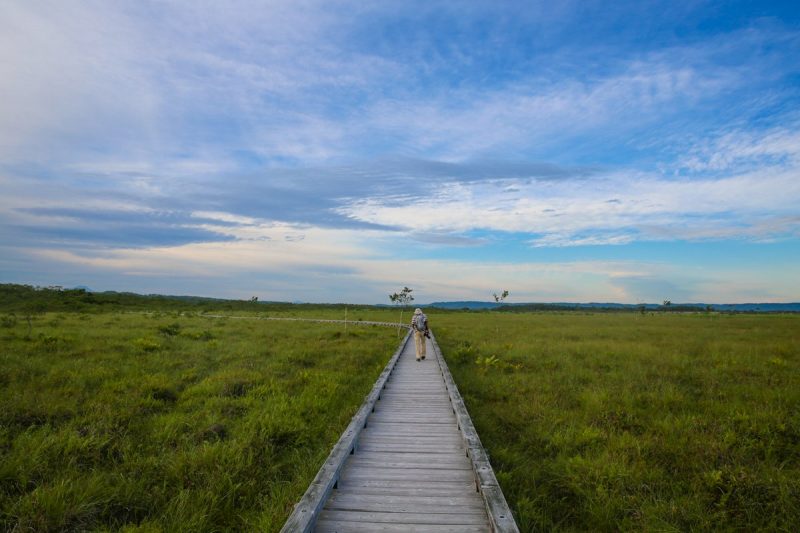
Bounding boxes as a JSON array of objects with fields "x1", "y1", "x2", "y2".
[{"x1": 426, "y1": 301, "x2": 800, "y2": 312}]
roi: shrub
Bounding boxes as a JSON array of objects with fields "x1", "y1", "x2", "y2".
[
  {"x1": 151, "y1": 387, "x2": 178, "y2": 403},
  {"x1": 134, "y1": 338, "x2": 161, "y2": 352},
  {"x1": 200, "y1": 423, "x2": 227, "y2": 442},
  {"x1": 157, "y1": 323, "x2": 181, "y2": 337}
]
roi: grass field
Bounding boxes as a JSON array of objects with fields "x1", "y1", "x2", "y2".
[
  {"x1": 2, "y1": 285, "x2": 798, "y2": 531},
  {"x1": 0, "y1": 311, "x2": 398, "y2": 531},
  {"x1": 434, "y1": 312, "x2": 800, "y2": 531}
]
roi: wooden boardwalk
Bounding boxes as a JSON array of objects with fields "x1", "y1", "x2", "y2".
[
  {"x1": 315, "y1": 335, "x2": 490, "y2": 532},
  {"x1": 281, "y1": 330, "x2": 518, "y2": 533}
]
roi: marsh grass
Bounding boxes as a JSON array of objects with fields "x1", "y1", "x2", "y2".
[
  {"x1": 0, "y1": 312, "x2": 397, "y2": 531},
  {"x1": 435, "y1": 312, "x2": 800, "y2": 532}
]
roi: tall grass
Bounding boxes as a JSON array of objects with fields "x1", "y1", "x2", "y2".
[
  {"x1": 0, "y1": 312, "x2": 398, "y2": 531},
  {"x1": 434, "y1": 312, "x2": 800, "y2": 532}
]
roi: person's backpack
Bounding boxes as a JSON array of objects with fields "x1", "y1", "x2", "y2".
[{"x1": 414, "y1": 314, "x2": 428, "y2": 332}]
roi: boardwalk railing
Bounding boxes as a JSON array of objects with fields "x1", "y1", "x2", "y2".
[
  {"x1": 280, "y1": 329, "x2": 413, "y2": 533},
  {"x1": 431, "y1": 331, "x2": 518, "y2": 533}
]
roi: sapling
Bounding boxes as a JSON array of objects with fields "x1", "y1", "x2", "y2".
[
  {"x1": 492, "y1": 290, "x2": 509, "y2": 334},
  {"x1": 389, "y1": 286, "x2": 414, "y2": 337}
]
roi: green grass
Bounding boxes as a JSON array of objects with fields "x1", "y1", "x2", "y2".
[
  {"x1": 3, "y1": 293, "x2": 798, "y2": 532},
  {"x1": 0, "y1": 311, "x2": 398, "y2": 531},
  {"x1": 434, "y1": 312, "x2": 800, "y2": 532}
]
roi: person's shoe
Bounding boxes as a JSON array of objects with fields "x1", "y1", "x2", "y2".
[
  {"x1": 421, "y1": 355, "x2": 426, "y2": 360},
  {"x1": 416, "y1": 358, "x2": 421, "y2": 362}
]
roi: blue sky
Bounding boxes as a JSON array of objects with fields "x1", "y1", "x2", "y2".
[{"x1": 1, "y1": 0, "x2": 798, "y2": 304}]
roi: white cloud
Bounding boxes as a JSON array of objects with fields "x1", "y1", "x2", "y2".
[
  {"x1": 25, "y1": 227, "x2": 798, "y2": 303},
  {"x1": 679, "y1": 128, "x2": 800, "y2": 172},
  {"x1": 25, "y1": 231, "x2": 661, "y2": 303},
  {"x1": 338, "y1": 165, "x2": 800, "y2": 245}
]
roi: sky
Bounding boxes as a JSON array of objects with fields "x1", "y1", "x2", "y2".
[{"x1": 1, "y1": 0, "x2": 799, "y2": 304}]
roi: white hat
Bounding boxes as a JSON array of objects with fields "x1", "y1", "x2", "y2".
[{"x1": 414, "y1": 308, "x2": 422, "y2": 314}]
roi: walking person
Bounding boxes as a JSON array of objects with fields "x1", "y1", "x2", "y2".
[{"x1": 411, "y1": 308, "x2": 429, "y2": 361}]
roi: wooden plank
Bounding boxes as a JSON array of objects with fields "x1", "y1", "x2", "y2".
[
  {"x1": 360, "y1": 426, "x2": 456, "y2": 436},
  {"x1": 357, "y1": 438, "x2": 460, "y2": 447},
  {"x1": 362, "y1": 424, "x2": 458, "y2": 432},
  {"x1": 359, "y1": 431, "x2": 457, "y2": 440},
  {"x1": 369, "y1": 411, "x2": 453, "y2": 418},
  {"x1": 340, "y1": 467, "x2": 475, "y2": 483},
  {"x1": 386, "y1": 384, "x2": 444, "y2": 388},
  {"x1": 368, "y1": 411, "x2": 454, "y2": 418},
  {"x1": 373, "y1": 404, "x2": 453, "y2": 410},
  {"x1": 357, "y1": 441, "x2": 462, "y2": 450},
  {"x1": 367, "y1": 415, "x2": 455, "y2": 424},
  {"x1": 337, "y1": 479, "x2": 476, "y2": 490},
  {"x1": 364, "y1": 420, "x2": 456, "y2": 428},
  {"x1": 317, "y1": 510, "x2": 490, "y2": 526},
  {"x1": 333, "y1": 485, "x2": 478, "y2": 498},
  {"x1": 356, "y1": 438, "x2": 463, "y2": 448},
  {"x1": 329, "y1": 493, "x2": 484, "y2": 507},
  {"x1": 362, "y1": 424, "x2": 459, "y2": 432},
  {"x1": 347, "y1": 459, "x2": 470, "y2": 471},
  {"x1": 352, "y1": 451, "x2": 469, "y2": 464},
  {"x1": 316, "y1": 520, "x2": 490, "y2": 532},
  {"x1": 374, "y1": 401, "x2": 455, "y2": 414},
  {"x1": 326, "y1": 498, "x2": 485, "y2": 515},
  {"x1": 358, "y1": 433, "x2": 462, "y2": 442}
]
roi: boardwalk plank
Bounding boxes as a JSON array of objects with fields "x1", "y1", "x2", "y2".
[
  {"x1": 347, "y1": 460, "x2": 471, "y2": 471},
  {"x1": 339, "y1": 478, "x2": 477, "y2": 489},
  {"x1": 352, "y1": 451, "x2": 469, "y2": 464},
  {"x1": 341, "y1": 467, "x2": 474, "y2": 483},
  {"x1": 329, "y1": 493, "x2": 483, "y2": 506},
  {"x1": 316, "y1": 520, "x2": 489, "y2": 532},
  {"x1": 326, "y1": 499, "x2": 485, "y2": 515},
  {"x1": 334, "y1": 486, "x2": 477, "y2": 498},
  {"x1": 318, "y1": 510, "x2": 489, "y2": 525}
]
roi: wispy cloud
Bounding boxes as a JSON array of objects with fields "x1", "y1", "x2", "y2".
[
  {"x1": 338, "y1": 155, "x2": 800, "y2": 246},
  {"x1": 679, "y1": 127, "x2": 800, "y2": 173}
]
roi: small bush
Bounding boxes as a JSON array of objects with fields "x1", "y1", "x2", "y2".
[
  {"x1": 160, "y1": 323, "x2": 181, "y2": 336},
  {"x1": 200, "y1": 423, "x2": 227, "y2": 442},
  {"x1": 151, "y1": 387, "x2": 178, "y2": 403},
  {"x1": 184, "y1": 330, "x2": 214, "y2": 341},
  {"x1": 1, "y1": 313, "x2": 18, "y2": 328},
  {"x1": 134, "y1": 338, "x2": 161, "y2": 352},
  {"x1": 158, "y1": 323, "x2": 181, "y2": 337},
  {"x1": 38, "y1": 335, "x2": 61, "y2": 353}
]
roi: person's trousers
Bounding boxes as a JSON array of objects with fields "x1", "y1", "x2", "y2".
[{"x1": 414, "y1": 331, "x2": 427, "y2": 359}]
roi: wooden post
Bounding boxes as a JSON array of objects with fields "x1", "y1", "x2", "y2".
[{"x1": 398, "y1": 308, "x2": 404, "y2": 337}]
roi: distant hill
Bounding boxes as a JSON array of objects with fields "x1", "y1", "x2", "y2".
[
  {"x1": 426, "y1": 301, "x2": 800, "y2": 313},
  {"x1": 426, "y1": 301, "x2": 502, "y2": 310},
  {"x1": 2, "y1": 284, "x2": 797, "y2": 313}
]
